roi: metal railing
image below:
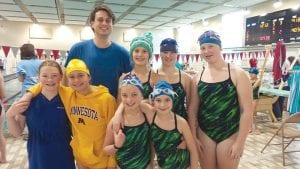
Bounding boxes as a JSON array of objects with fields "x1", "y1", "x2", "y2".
[
  {"x1": 2, "y1": 73, "x2": 20, "y2": 105},
  {"x1": 4, "y1": 73, "x2": 17, "y2": 82}
]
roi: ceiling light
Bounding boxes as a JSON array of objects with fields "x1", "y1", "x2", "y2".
[
  {"x1": 123, "y1": 29, "x2": 136, "y2": 42},
  {"x1": 223, "y1": 4, "x2": 234, "y2": 7},
  {"x1": 273, "y1": 0, "x2": 282, "y2": 9},
  {"x1": 260, "y1": 13, "x2": 267, "y2": 16},
  {"x1": 292, "y1": 5, "x2": 299, "y2": 10}
]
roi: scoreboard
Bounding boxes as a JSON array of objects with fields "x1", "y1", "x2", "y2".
[{"x1": 245, "y1": 8, "x2": 300, "y2": 46}]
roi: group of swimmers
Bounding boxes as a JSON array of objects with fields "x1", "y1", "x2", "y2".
[{"x1": 3, "y1": 4, "x2": 253, "y2": 169}]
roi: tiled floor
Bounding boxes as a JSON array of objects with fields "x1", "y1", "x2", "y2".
[
  {"x1": 239, "y1": 119, "x2": 300, "y2": 169},
  {"x1": 0, "y1": 113, "x2": 300, "y2": 169}
]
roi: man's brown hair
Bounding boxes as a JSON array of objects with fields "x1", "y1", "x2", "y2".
[
  {"x1": 89, "y1": 4, "x2": 115, "y2": 24},
  {"x1": 20, "y1": 43, "x2": 36, "y2": 60}
]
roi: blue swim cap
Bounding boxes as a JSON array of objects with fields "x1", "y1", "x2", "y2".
[
  {"x1": 198, "y1": 30, "x2": 222, "y2": 47},
  {"x1": 120, "y1": 74, "x2": 144, "y2": 92},
  {"x1": 249, "y1": 67, "x2": 259, "y2": 75},
  {"x1": 150, "y1": 80, "x2": 176, "y2": 100},
  {"x1": 160, "y1": 38, "x2": 178, "y2": 53}
]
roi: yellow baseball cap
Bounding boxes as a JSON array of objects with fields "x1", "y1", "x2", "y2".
[{"x1": 65, "y1": 59, "x2": 90, "y2": 76}]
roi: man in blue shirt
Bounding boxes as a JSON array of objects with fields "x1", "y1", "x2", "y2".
[
  {"x1": 16, "y1": 43, "x2": 42, "y2": 98},
  {"x1": 65, "y1": 4, "x2": 132, "y2": 98}
]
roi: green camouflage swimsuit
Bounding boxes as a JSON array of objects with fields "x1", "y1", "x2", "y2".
[
  {"x1": 142, "y1": 70, "x2": 153, "y2": 99},
  {"x1": 197, "y1": 64, "x2": 240, "y2": 143},
  {"x1": 116, "y1": 114, "x2": 151, "y2": 169},
  {"x1": 252, "y1": 81, "x2": 259, "y2": 100},
  {"x1": 157, "y1": 70, "x2": 188, "y2": 120},
  {"x1": 150, "y1": 113, "x2": 190, "y2": 169},
  {"x1": 171, "y1": 70, "x2": 188, "y2": 120}
]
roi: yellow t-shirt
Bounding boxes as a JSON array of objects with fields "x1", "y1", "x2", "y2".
[{"x1": 29, "y1": 84, "x2": 117, "y2": 168}]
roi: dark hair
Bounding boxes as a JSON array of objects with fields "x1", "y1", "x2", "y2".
[
  {"x1": 39, "y1": 60, "x2": 63, "y2": 75},
  {"x1": 20, "y1": 43, "x2": 37, "y2": 60},
  {"x1": 89, "y1": 4, "x2": 115, "y2": 24}
]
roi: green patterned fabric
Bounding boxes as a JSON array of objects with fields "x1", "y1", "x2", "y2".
[
  {"x1": 171, "y1": 71, "x2": 187, "y2": 120},
  {"x1": 252, "y1": 82, "x2": 259, "y2": 100},
  {"x1": 171, "y1": 82, "x2": 187, "y2": 120},
  {"x1": 150, "y1": 113, "x2": 190, "y2": 169},
  {"x1": 116, "y1": 120, "x2": 151, "y2": 169},
  {"x1": 142, "y1": 81, "x2": 152, "y2": 99},
  {"x1": 197, "y1": 64, "x2": 240, "y2": 143},
  {"x1": 130, "y1": 71, "x2": 153, "y2": 99}
]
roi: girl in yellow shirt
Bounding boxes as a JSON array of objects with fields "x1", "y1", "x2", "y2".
[{"x1": 27, "y1": 59, "x2": 117, "y2": 169}]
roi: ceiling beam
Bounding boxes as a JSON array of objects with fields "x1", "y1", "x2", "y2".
[
  {"x1": 132, "y1": 1, "x2": 187, "y2": 28},
  {"x1": 55, "y1": 0, "x2": 65, "y2": 24},
  {"x1": 13, "y1": 0, "x2": 37, "y2": 23},
  {"x1": 114, "y1": 0, "x2": 147, "y2": 24},
  {"x1": 152, "y1": 0, "x2": 233, "y2": 29}
]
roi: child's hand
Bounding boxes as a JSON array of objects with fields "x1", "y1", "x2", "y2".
[
  {"x1": 112, "y1": 104, "x2": 125, "y2": 132},
  {"x1": 230, "y1": 141, "x2": 244, "y2": 160},
  {"x1": 114, "y1": 129, "x2": 126, "y2": 148},
  {"x1": 112, "y1": 115, "x2": 124, "y2": 132},
  {"x1": 7, "y1": 100, "x2": 30, "y2": 117}
]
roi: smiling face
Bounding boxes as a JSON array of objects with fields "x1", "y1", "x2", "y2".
[
  {"x1": 121, "y1": 85, "x2": 143, "y2": 110},
  {"x1": 90, "y1": 10, "x2": 113, "y2": 38},
  {"x1": 153, "y1": 95, "x2": 173, "y2": 113},
  {"x1": 132, "y1": 46, "x2": 150, "y2": 66},
  {"x1": 200, "y1": 43, "x2": 222, "y2": 63},
  {"x1": 160, "y1": 51, "x2": 177, "y2": 67},
  {"x1": 38, "y1": 66, "x2": 62, "y2": 92},
  {"x1": 67, "y1": 70, "x2": 91, "y2": 94}
]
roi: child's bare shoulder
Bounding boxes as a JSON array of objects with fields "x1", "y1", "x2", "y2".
[{"x1": 175, "y1": 115, "x2": 189, "y2": 132}]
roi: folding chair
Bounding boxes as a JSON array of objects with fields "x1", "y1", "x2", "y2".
[
  {"x1": 261, "y1": 113, "x2": 300, "y2": 166},
  {"x1": 255, "y1": 94, "x2": 278, "y2": 122},
  {"x1": 255, "y1": 82, "x2": 285, "y2": 122},
  {"x1": 254, "y1": 45, "x2": 278, "y2": 122}
]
